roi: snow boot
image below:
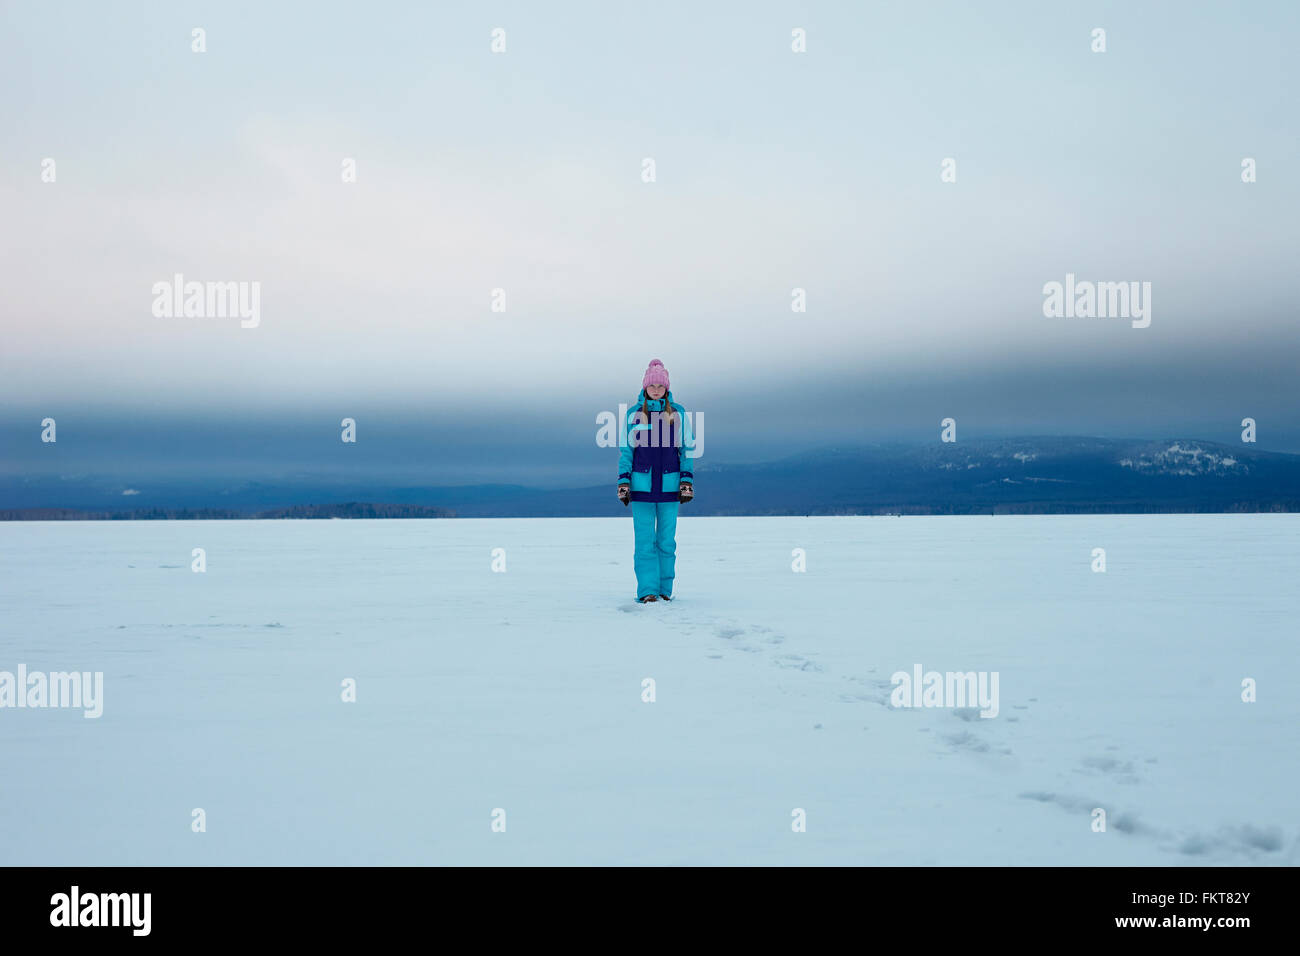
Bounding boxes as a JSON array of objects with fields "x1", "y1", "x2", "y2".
[{"x1": 638, "y1": 595, "x2": 658, "y2": 603}]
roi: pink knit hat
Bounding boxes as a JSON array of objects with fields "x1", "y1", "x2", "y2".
[{"x1": 642, "y1": 358, "x2": 670, "y2": 390}]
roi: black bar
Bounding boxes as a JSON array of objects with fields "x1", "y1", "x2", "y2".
[{"x1": 0, "y1": 866, "x2": 1282, "y2": 942}]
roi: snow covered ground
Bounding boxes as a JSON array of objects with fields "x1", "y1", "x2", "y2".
[{"x1": 1, "y1": 515, "x2": 1297, "y2": 866}]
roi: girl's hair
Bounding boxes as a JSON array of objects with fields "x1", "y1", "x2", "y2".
[
  {"x1": 640, "y1": 388, "x2": 676, "y2": 425},
  {"x1": 635, "y1": 387, "x2": 676, "y2": 449}
]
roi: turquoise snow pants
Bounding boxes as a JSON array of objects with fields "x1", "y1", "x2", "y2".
[{"x1": 631, "y1": 500, "x2": 679, "y2": 599}]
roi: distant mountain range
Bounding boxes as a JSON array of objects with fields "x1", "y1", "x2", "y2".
[
  {"x1": 3, "y1": 438, "x2": 1298, "y2": 518},
  {"x1": 681, "y1": 437, "x2": 1300, "y2": 515}
]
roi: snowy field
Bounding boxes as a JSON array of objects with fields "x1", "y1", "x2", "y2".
[{"x1": 1, "y1": 515, "x2": 1297, "y2": 866}]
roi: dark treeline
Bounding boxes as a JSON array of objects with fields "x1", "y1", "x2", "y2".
[{"x1": 1, "y1": 503, "x2": 457, "y2": 520}]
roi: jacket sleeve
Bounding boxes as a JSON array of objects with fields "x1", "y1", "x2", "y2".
[
  {"x1": 617, "y1": 406, "x2": 635, "y2": 484},
  {"x1": 677, "y1": 403, "x2": 696, "y2": 484}
]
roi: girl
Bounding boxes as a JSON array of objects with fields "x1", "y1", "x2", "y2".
[{"x1": 617, "y1": 359, "x2": 695, "y2": 603}]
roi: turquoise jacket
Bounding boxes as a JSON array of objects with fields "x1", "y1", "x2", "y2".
[{"x1": 617, "y1": 390, "x2": 697, "y2": 501}]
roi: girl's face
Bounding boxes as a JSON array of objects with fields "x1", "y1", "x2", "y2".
[{"x1": 645, "y1": 384, "x2": 666, "y2": 400}]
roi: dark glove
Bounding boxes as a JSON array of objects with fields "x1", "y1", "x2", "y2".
[
  {"x1": 678, "y1": 483, "x2": 694, "y2": 503},
  {"x1": 617, "y1": 484, "x2": 630, "y2": 506}
]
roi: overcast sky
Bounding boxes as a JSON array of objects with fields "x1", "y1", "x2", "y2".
[{"x1": 3, "y1": 0, "x2": 1298, "y2": 479}]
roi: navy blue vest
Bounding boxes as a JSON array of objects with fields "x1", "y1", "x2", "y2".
[{"x1": 630, "y1": 411, "x2": 681, "y2": 503}]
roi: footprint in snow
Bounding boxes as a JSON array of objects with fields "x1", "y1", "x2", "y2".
[
  {"x1": 1024, "y1": 791, "x2": 1289, "y2": 859},
  {"x1": 773, "y1": 654, "x2": 823, "y2": 673},
  {"x1": 1078, "y1": 754, "x2": 1141, "y2": 783},
  {"x1": 943, "y1": 730, "x2": 991, "y2": 753},
  {"x1": 1177, "y1": 825, "x2": 1286, "y2": 857},
  {"x1": 837, "y1": 691, "x2": 890, "y2": 706}
]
